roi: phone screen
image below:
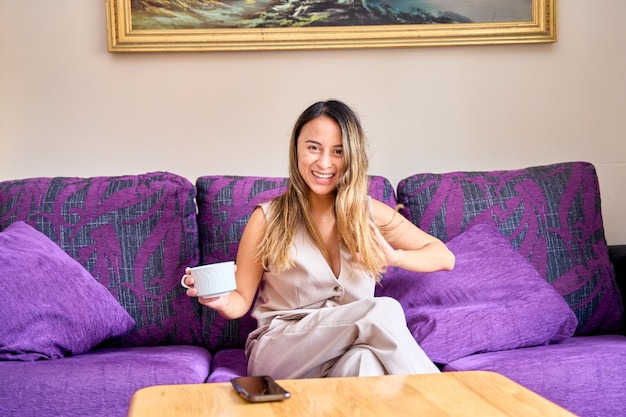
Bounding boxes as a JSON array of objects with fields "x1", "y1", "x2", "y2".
[{"x1": 231, "y1": 376, "x2": 291, "y2": 402}]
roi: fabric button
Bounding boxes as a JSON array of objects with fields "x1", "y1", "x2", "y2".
[{"x1": 333, "y1": 286, "x2": 343, "y2": 292}]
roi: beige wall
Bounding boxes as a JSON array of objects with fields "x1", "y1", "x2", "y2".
[{"x1": 1, "y1": 1, "x2": 624, "y2": 244}]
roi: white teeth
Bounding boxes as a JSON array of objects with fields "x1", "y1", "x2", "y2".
[{"x1": 313, "y1": 172, "x2": 333, "y2": 179}]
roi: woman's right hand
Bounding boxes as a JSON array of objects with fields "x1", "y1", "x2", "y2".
[
  {"x1": 186, "y1": 206, "x2": 266, "y2": 320},
  {"x1": 181, "y1": 266, "x2": 231, "y2": 311}
]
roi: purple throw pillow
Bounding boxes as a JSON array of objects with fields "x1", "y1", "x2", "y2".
[
  {"x1": 396, "y1": 162, "x2": 623, "y2": 335},
  {"x1": 0, "y1": 221, "x2": 136, "y2": 360},
  {"x1": 0, "y1": 173, "x2": 201, "y2": 347},
  {"x1": 376, "y1": 223, "x2": 579, "y2": 364},
  {"x1": 196, "y1": 175, "x2": 397, "y2": 352}
]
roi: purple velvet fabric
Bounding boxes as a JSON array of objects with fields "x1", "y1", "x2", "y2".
[
  {"x1": 195, "y1": 175, "x2": 397, "y2": 352},
  {"x1": 443, "y1": 335, "x2": 626, "y2": 417},
  {"x1": 207, "y1": 348, "x2": 249, "y2": 382},
  {"x1": 397, "y1": 162, "x2": 624, "y2": 335},
  {"x1": 376, "y1": 223, "x2": 578, "y2": 364},
  {"x1": 0, "y1": 221, "x2": 135, "y2": 360},
  {"x1": 0, "y1": 173, "x2": 202, "y2": 347},
  {"x1": 0, "y1": 345, "x2": 211, "y2": 417}
]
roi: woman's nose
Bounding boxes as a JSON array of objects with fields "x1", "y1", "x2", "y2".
[{"x1": 318, "y1": 152, "x2": 332, "y2": 168}]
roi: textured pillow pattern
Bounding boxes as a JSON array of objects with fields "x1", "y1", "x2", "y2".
[
  {"x1": 376, "y1": 223, "x2": 579, "y2": 364},
  {"x1": 0, "y1": 221, "x2": 136, "y2": 360},
  {"x1": 396, "y1": 162, "x2": 623, "y2": 335},
  {"x1": 196, "y1": 175, "x2": 397, "y2": 352},
  {"x1": 0, "y1": 173, "x2": 201, "y2": 347}
]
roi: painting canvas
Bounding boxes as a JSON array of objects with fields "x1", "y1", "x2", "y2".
[
  {"x1": 131, "y1": 1, "x2": 533, "y2": 30},
  {"x1": 107, "y1": 0, "x2": 556, "y2": 52}
]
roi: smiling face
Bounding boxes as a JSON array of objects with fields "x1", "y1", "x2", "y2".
[{"x1": 296, "y1": 115, "x2": 345, "y2": 198}]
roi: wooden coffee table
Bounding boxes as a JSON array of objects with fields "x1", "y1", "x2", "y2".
[{"x1": 127, "y1": 371, "x2": 576, "y2": 417}]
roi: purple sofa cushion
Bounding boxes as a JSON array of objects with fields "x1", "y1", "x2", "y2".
[
  {"x1": 396, "y1": 162, "x2": 623, "y2": 335},
  {"x1": 0, "y1": 173, "x2": 201, "y2": 347},
  {"x1": 443, "y1": 335, "x2": 626, "y2": 417},
  {"x1": 0, "y1": 221, "x2": 135, "y2": 360},
  {"x1": 207, "y1": 348, "x2": 249, "y2": 383},
  {"x1": 196, "y1": 175, "x2": 397, "y2": 352},
  {"x1": 0, "y1": 345, "x2": 211, "y2": 417},
  {"x1": 376, "y1": 223, "x2": 578, "y2": 364}
]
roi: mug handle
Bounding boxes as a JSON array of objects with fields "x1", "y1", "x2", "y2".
[{"x1": 181, "y1": 274, "x2": 191, "y2": 289}]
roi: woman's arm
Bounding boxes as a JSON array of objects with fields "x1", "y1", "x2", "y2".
[
  {"x1": 371, "y1": 199, "x2": 455, "y2": 273},
  {"x1": 184, "y1": 206, "x2": 266, "y2": 319}
]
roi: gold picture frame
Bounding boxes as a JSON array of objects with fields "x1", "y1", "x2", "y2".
[{"x1": 106, "y1": 0, "x2": 557, "y2": 53}]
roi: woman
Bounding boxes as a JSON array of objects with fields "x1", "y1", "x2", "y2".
[{"x1": 183, "y1": 99, "x2": 455, "y2": 378}]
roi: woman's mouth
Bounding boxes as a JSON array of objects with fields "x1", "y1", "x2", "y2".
[{"x1": 312, "y1": 171, "x2": 334, "y2": 180}]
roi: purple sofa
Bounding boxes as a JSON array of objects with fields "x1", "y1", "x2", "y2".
[{"x1": 0, "y1": 161, "x2": 623, "y2": 417}]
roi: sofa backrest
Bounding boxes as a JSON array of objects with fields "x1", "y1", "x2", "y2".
[
  {"x1": 396, "y1": 161, "x2": 624, "y2": 335},
  {"x1": 0, "y1": 172, "x2": 202, "y2": 348},
  {"x1": 196, "y1": 175, "x2": 398, "y2": 352}
]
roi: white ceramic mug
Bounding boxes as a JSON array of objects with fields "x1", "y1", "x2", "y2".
[{"x1": 181, "y1": 261, "x2": 236, "y2": 298}]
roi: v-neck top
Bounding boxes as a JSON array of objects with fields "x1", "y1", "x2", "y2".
[{"x1": 250, "y1": 201, "x2": 376, "y2": 329}]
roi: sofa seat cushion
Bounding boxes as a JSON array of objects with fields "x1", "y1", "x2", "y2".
[
  {"x1": 195, "y1": 175, "x2": 397, "y2": 352},
  {"x1": 443, "y1": 335, "x2": 626, "y2": 417},
  {"x1": 0, "y1": 173, "x2": 202, "y2": 347},
  {"x1": 0, "y1": 221, "x2": 135, "y2": 360},
  {"x1": 0, "y1": 345, "x2": 211, "y2": 417},
  {"x1": 207, "y1": 348, "x2": 248, "y2": 383},
  {"x1": 397, "y1": 162, "x2": 624, "y2": 335}
]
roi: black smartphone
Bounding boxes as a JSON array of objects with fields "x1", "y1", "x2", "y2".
[{"x1": 230, "y1": 376, "x2": 291, "y2": 402}]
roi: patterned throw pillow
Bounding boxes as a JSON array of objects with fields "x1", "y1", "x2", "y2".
[
  {"x1": 0, "y1": 172, "x2": 201, "y2": 347},
  {"x1": 196, "y1": 175, "x2": 397, "y2": 351},
  {"x1": 396, "y1": 161, "x2": 624, "y2": 335}
]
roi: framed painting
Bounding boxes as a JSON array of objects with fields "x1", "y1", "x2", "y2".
[{"x1": 106, "y1": 0, "x2": 556, "y2": 52}]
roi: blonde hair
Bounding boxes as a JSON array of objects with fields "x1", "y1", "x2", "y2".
[{"x1": 258, "y1": 100, "x2": 387, "y2": 280}]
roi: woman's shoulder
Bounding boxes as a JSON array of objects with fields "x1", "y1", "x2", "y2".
[
  {"x1": 370, "y1": 198, "x2": 400, "y2": 223},
  {"x1": 259, "y1": 192, "x2": 288, "y2": 214},
  {"x1": 258, "y1": 201, "x2": 271, "y2": 211},
  {"x1": 370, "y1": 197, "x2": 390, "y2": 212},
  {"x1": 245, "y1": 204, "x2": 268, "y2": 231}
]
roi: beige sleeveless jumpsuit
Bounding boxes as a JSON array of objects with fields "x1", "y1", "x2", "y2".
[{"x1": 245, "y1": 201, "x2": 439, "y2": 379}]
